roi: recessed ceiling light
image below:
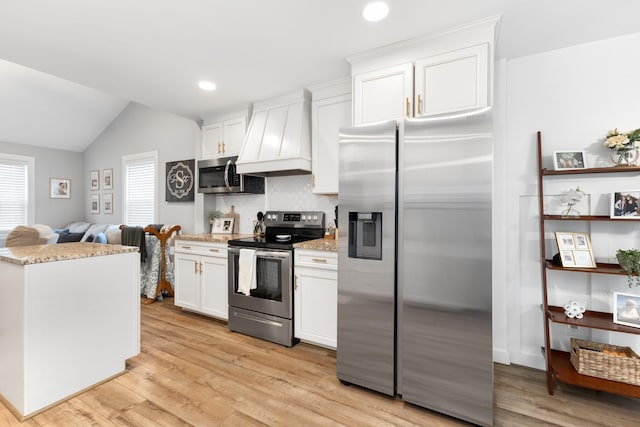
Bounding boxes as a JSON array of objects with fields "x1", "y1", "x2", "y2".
[
  {"x1": 363, "y1": 2, "x2": 389, "y2": 22},
  {"x1": 198, "y1": 81, "x2": 217, "y2": 91}
]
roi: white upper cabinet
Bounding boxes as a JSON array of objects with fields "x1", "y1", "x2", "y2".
[
  {"x1": 309, "y1": 78, "x2": 352, "y2": 194},
  {"x1": 414, "y1": 43, "x2": 488, "y2": 117},
  {"x1": 348, "y1": 16, "x2": 499, "y2": 125},
  {"x1": 353, "y1": 63, "x2": 413, "y2": 125},
  {"x1": 201, "y1": 111, "x2": 249, "y2": 159}
]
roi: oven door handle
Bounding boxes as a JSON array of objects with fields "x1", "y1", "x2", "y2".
[
  {"x1": 228, "y1": 248, "x2": 291, "y2": 260},
  {"x1": 255, "y1": 251, "x2": 290, "y2": 259}
]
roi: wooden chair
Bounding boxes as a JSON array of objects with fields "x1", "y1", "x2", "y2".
[{"x1": 143, "y1": 224, "x2": 181, "y2": 304}]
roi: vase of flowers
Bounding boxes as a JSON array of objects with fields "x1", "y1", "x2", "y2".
[
  {"x1": 604, "y1": 128, "x2": 640, "y2": 166},
  {"x1": 560, "y1": 187, "x2": 584, "y2": 218}
]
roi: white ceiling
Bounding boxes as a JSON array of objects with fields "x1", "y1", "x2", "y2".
[{"x1": 1, "y1": 0, "x2": 639, "y2": 152}]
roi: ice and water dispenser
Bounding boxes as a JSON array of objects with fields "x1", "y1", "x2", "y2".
[{"x1": 348, "y1": 212, "x2": 382, "y2": 260}]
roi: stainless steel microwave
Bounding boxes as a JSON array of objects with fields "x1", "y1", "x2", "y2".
[{"x1": 197, "y1": 156, "x2": 264, "y2": 194}]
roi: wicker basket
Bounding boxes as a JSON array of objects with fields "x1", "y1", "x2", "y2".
[{"x1": 570, "y1": 338, "x2": 640, "y2": 385}]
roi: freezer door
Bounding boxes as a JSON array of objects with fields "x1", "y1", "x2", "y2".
[
  {"x1": 398, "y1": 111, "x2": 493, "y2": 426},
  {"x1": 337, "y1": 120, "x2": 396, "y2": 396}
]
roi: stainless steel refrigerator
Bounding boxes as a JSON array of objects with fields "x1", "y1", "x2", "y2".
[{"x1": 337, "y1": 110, "x2": 493, "y2": 426}]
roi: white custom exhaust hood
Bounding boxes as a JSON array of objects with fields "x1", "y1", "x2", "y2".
[{"x1": 236, "y1": 89, "x2": 312, "y2": 176}]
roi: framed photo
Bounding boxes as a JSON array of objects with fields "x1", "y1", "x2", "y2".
[
  {"x1": 613, "y1": 292, "x2": 640, "y2": 328},
  {"x1": 103, "y1": 168, "x2": 113, "y2": 190},
  {"x1": 103, "y1": 193, "x2": 113, "y2": 214},
  {"x1": 50, "y1": 178, "x2": 71, "y2": 199},
  {"x1": 90, "y1": 194, "x2": 100, "y2": 214},
  {"x1": 90, "y1": 170, "x2": 100, "y2": 191},
  {"x1": 553, "y1": 151, "x2": 586, "y2": 170},
  {"x1": 211, "y1": 217, "x2": 234, "y2": 234},
  {"x1": 611, "y1": 191, "x2": 640, "y2": 219},
  {"x1": 554, "y1": 232, "x2": 596, "y2": 268}
]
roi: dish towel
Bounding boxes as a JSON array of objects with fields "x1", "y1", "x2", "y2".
[{"x1": 237, "y1": 248, "x2": 257, "y2": 296}]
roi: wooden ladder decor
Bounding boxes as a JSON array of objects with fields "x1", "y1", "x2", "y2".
[{"x1": 144, "y1": 225, "x2": 181, "y2": 304}]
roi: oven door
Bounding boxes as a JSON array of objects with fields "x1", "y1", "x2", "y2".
[{"x1": 228, "y1": 247, "x2": 292, "y2": 319}]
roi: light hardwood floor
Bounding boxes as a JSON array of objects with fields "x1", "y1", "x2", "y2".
[{"x1": 2, "y1": 298, "x2": 640, "y2": 426}]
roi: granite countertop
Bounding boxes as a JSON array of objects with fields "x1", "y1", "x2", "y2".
[
  {"x1": 176, "y1": 233, "x2": 252, "y2": 243},
  {"x1": 294, "y1": 238, "x2": 338, "y2": 252},
  {"x1": 0, "y1": 242, "x2": 139, "y2": 266}
]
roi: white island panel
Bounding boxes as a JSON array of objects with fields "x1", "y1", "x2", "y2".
[{"x1": 0, "y1": 249, "x2": 140, "y2": 419}]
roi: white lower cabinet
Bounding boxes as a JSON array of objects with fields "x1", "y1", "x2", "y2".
[
  {"x1": 174, "y1": 240, "x2": 228, "y2": 320},
  {"x1": 294, "y1": 249, "x2": 337, "y2": 349}
]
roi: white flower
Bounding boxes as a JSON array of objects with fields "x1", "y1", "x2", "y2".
[{"x1": 560, "y1": 187, "x2": 584, "y2": 205}]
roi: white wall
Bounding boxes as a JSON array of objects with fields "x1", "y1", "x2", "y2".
[
  {"x1": 83, "y1": 103, "x2": 201, "y2": 231},
  {"x1": 504, "y1": 32, "x2": 640, "y2": 369},
  {"x1": 0, "y1": 140, "x2": 84, "y2": 228}
]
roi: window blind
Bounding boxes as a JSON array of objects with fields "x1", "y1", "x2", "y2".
[
  {"x1": 124, "y1": 153, "x2": 156, "y2": 227},
  {"x1": 0, "y1": 156, "x2": 29, "y2": 231}
]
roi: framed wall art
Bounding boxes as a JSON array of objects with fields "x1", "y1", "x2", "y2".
[
  {"x1": 90, "y1": 170, "x2": 100, "y2": 191},
  {"x1": 103, "y1": 193, "x2": 113, "y2": 214},
  {"x1": 90, "y1": 194, "x2": 100, "y2": 214},
  {"x1": 166, "y1": 159, "x2": 195, "y2": 202},
  {"x1": 553, "y1": 151, "x2": 586, "y2": 170},
  {"x1": 50, "y1": 178, "x2": 71, "y2": 199},
  {"x1": 611, "y1": 191, "x2": 640, "y2": 219},
  {"x1": 554, "y1": 232, "x2": 596, "y2": 268},
  {"x1": 103, "y1": 168, "x2": 113, "y2": 190},
  {"x1": 613, "y1": 292, "x2": 640, "y2": 328}
]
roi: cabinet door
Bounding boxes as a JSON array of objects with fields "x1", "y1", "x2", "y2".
[
  {"x1": 202, "y1": 122, "x2": 223, "y2": 159},
  {"x1": 312, "y1": 93, "x2": 351, "y2": 194},
  {"x1": 200, "y1": 255, "x2": 228, "y2": 320},
  {"x1": 294, "y1": 267, "x2": 337, "y2": 349},
  {"x1": 353, "y1": 63, "x2": 414, "y2": 125},
  {"x1": 414, "y1": 43, "x2": 489, "y2": 116},
  {"x1": 221, "y1": 117, "x2": 247, "y2": 157},
  {"x1": 174, "y1": 253, "x2": 200, "y2": 311}
]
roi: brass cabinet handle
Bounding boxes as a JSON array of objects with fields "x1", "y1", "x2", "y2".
[
  {"x1": 181, "y1": 245, "x2": 192, "y2": 250},
  {"x1": 294, "y1": 275, "x2": 298, "y2": 290},
  {"x1": 200, "y1": 262, "x2": 203, "y2": 274},
  {"x1": 312, "y1": 258, "x2": 327, "y2": 263},
  {"x1": 406, "y1": 97, "x2": 410, "y2": 117},
  {"x1": 417, "y1": 94, "x2": 422, "y2": 115},
  {"x1": 221, "y1": 141, "x2": 225, "y2": 153},
  {"x1": 194, "y1": 260, "x2": 198, "y2": 274},
  {"x1": 209, "y1": 248, "x2": 219, "y2": 252},
  {"x1": 217, "y1": 142, "x2": 221, "y2": 154}
]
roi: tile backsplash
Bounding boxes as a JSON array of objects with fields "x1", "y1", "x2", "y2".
[{"x1": 212, "y1": 175, "x2": 338, "y2": 234}]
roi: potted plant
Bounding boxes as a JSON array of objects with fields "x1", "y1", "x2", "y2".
[{"x1": 616, "y1": 249, "x2": 640, "y2": 287}]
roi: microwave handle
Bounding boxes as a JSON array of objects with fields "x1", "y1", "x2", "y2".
[{"x1": 224, "y1": 159, "x2": 232, "y2": 190}]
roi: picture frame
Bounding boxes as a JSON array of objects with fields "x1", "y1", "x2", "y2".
[
  {"x1": 90, "y1": 194, "x2": 100, "y2": 214},
  {"x1": 50, "y1": 178, "x2": 71, "y2": 199},
  {"x1": 90, "y1": 170, "x2": 100, "y2": 191},
  {"x1": 610, "y1": 191, "x2": 640, "y2": 219},
  {"x1": 553, "y1": 151, "x2": 587, "y2": 170},
  {"x1": 613, "y1": 292, "x2": 640, "y2": 328},
  {"x1": 211, "y1": 217, "x2": 234, "y2": 234},
  {"x1": 103, "y1": 193, "x2": 113, "y2": 214},
  {"x1": 554, "y1": 232, "x2": 596, "y2": 268},
  {"x1": 103, "y1": 168, "x2": 113, "y2": 190}
]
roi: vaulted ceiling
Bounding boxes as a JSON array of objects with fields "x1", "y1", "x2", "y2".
[{"x1": 1, "y1": 0, "x2": 639, "y2": 152}]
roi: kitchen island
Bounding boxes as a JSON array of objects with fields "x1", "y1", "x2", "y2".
[{"x1": 0, "y1": 242, "x2": 140, "y2": 420}]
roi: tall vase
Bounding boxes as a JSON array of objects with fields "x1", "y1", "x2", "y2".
[{"x1": 610, "y1": 148, "x2": 639, "y2": 166}]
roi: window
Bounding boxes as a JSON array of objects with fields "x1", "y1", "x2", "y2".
[
  {"x1": 0, "y1": 153, "x2": 35, "y2": 237},
  {"x1": 122, "y1": 151, "x2": 157, "y2": 226}
]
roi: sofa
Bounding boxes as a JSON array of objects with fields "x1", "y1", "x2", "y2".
[{"x1": 54, "y1": 221, "x2": 122, "y2": 244}]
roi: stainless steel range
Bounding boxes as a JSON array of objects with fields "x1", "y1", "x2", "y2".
[{"x1": 227, "y1": 211, "x2": 325, "y2": 346}]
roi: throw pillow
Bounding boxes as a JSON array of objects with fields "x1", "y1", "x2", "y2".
[{"x1": 92, "y1": 232, "x2": 107, "y2": 244}]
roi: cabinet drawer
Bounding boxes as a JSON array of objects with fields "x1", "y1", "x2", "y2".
[
  {"x1": 295, "y1": 250, "x2": 337, "y2": 270},
  {"x1": 175, "y1": 241, "x2": 227, "y2": 258}
]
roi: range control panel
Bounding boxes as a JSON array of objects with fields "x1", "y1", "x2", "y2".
[{"x1": 264, "y1": 211, "x2": 325, "y2": 228}]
